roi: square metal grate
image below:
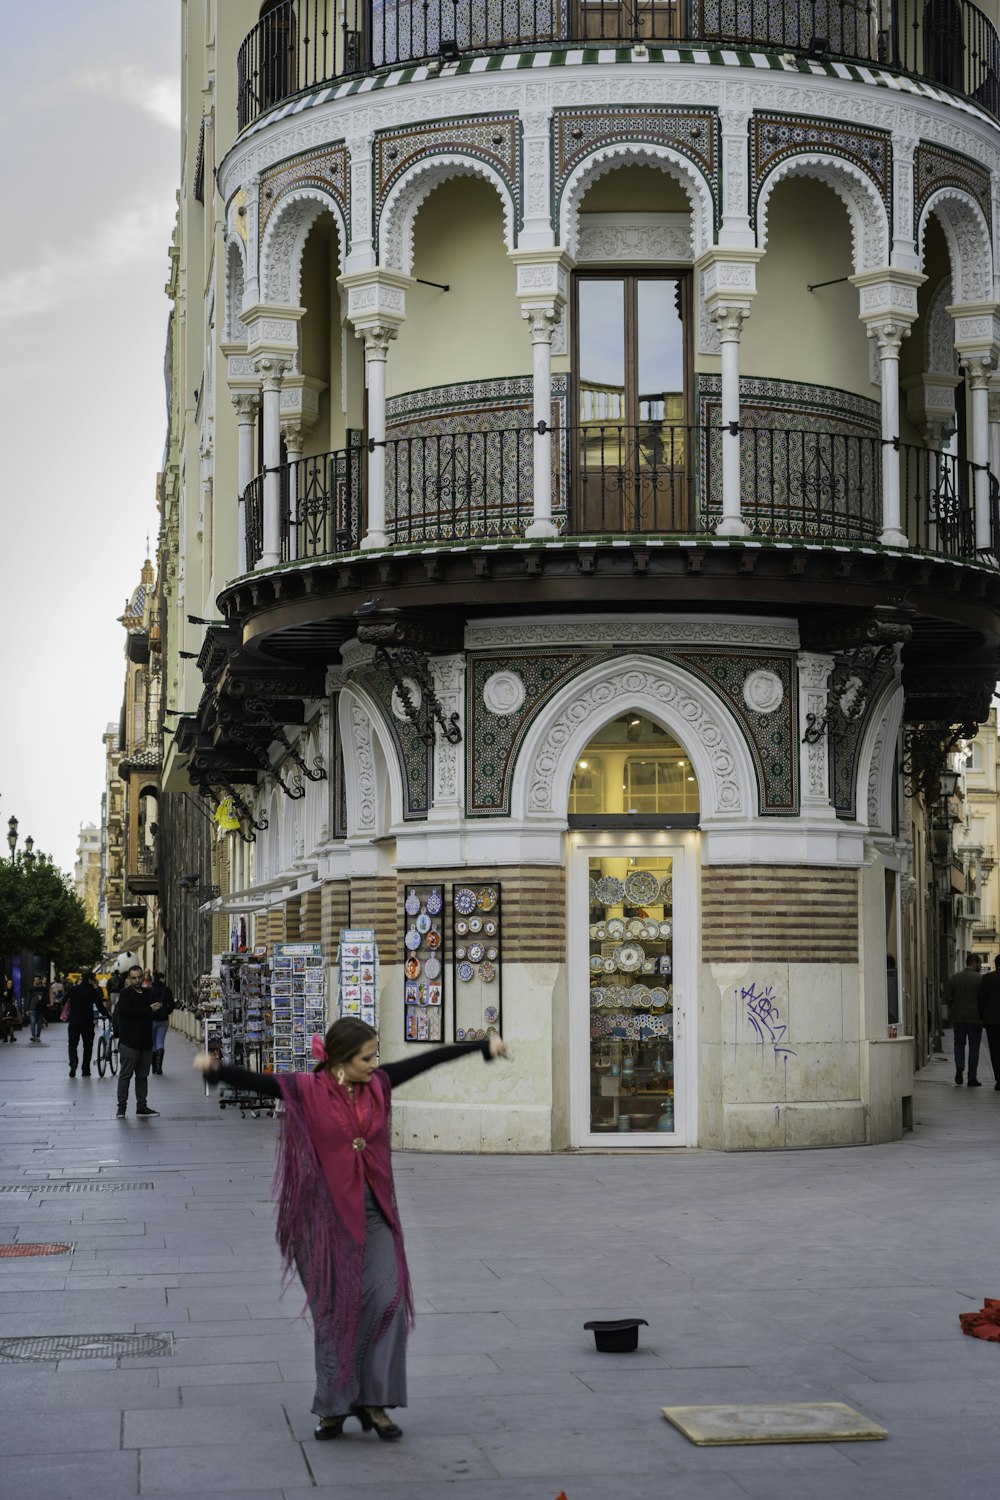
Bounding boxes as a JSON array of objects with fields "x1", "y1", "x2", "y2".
[
  {"x1": 0, "y1": 1181, "x2": 154, "y2": 1193},
  {"x1": 0, "y1": 1332, "x2": 175, "y2": 1363},
  {"x1": 0, "y1": 1243, "x2": 74, "y2": 1257}
]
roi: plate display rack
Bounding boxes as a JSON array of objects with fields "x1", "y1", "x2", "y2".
[
  {"x1": 452, "y1": 882, "x2": 502, "y2": 1043},
  {"x1": 403, "y1": 886, "x2": 444, "y2": 1042}
]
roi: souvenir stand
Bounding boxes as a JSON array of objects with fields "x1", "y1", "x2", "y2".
[
  {"x1": 452, "y1": 882, "x2": 501, "y2": 1044},
  {"x1": 402, "y1": 886, "x2": 444, "y2": 1042},
  {"x1": 338, "y1": 929, "x2": 378, "y2": 1025},
  {"x1": 216, "y1": 951, "x2": 276, "y2": 1116},
  {"x1": 271, "y1": 942, "x2": 327, "y2": 1072}
]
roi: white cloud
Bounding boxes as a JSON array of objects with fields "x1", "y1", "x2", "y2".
[
  {"x1": 74, "y1": 63, "x2": 182, "y2": 131},
  {"x1": 0, "y1": 195, "x2": 174, "y2": 320}
]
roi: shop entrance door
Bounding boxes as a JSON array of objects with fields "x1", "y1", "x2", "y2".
[{"x1": 569, "y1": 838, "x2": 694, "y2": 1147}]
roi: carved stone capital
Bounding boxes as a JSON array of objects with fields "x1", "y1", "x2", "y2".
[
  {"x1": 959, "y1": 351, "x2": 995, "y2": 389},
  {"x1": 708, "y1": 304, "x2": 748, "y2": 341},
  {"x1": 521, "y1": 305, "x2": 561, "y2": 343},
  {"x1": 356, "y1": 323, "x2": 398, "y2": 360},
  {"x1": 252, "y1": 353, "x2": 291, "y2": 390},
  {"x1": 868, "y1": 321, "x2": 910, "y2": 357},
  {"x1": 231, "y1": 390, "x2": 261, "y2": 422}
]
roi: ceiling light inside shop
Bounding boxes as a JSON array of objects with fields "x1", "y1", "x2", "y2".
[{"x1": 578, "y1": 760, "x2": 588, "y2": 769}]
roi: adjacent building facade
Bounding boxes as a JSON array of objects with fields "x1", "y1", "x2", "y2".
[
  {"x1": 158, "y1": 0, "x2": 1000, "y2": 1150},
  {"x1": 74, "y1": 823, "x2": 101, "y2": 927}
]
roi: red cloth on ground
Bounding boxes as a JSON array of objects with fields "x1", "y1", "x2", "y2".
[{"x1": 959, "y1": 1298, "x2": 1000, "y2": 1341}]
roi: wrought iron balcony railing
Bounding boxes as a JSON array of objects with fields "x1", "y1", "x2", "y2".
[
  {"x1": 241, "y1": 425, "x2": 997, "y2": 565},
  {"x1": 237, "y1": 0, "x2": 1000, "y2": 129}
]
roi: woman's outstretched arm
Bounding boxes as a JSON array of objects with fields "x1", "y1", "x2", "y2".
[
  {"x1": 192, "y1": 1053, "x2": 282, "y2": 1099},
  {"x1": 380, "y1": 1034, "x2": 506, "y2": 1090}
]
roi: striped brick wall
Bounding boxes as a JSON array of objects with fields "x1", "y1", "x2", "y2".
[
  {"x1": 322, "y1": 883, "x2": 351, "y2": 953},
  {"x1": 702, "y1": 866, "x2": 859, "y2": 963},
  {"x1": 299, "y1": 889, "x2": 322, "y2": 943},
  {"x1": 349, "y1": 877, "x2": 397, "y2": 956}
]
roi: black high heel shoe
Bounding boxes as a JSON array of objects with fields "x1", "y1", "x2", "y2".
[
  {"x1": 313, "y1": 1414, "x2": 347, "y2": 1441},
  {"x1": 352, "y1": 1405, "x2": 403, "y2": 1441}
]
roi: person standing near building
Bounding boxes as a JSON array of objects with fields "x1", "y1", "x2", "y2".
[
  {"x1": 149, "y1": 972, "x2": 175, "y2": 1074},
  {"x1": 27, "y1": 977, "x2": 48, "y2": 1042},
  {"x1": 946, "y1": 954, "x2": 985, "y2": 1086},
  {"x1": 114, "y1": 965, "x2": 164, "y2": 1118},
  {"x1": 978, "y1": 955, "x2": 1000, "y2": 1090},
  {"x1": 65, "y1": 971, "x2": 110, "y2": 1078},
  {"x1": 0, "y1": 981, "x2": 17, "y2": 1042}
]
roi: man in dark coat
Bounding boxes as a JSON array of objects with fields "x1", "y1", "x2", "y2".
[
  {"x1": 978, "y1": 955, "x2": 1000, "y2": 1090},
  {"x1": 945, "y1": 953, "x2": 985, "y2": 1086},
  {"x1": 65, "y1": 971, "x2": 110, "y2": 1077},
  {"x1": 114, "y1": 965, "x2": 165, "y2": 1118}
]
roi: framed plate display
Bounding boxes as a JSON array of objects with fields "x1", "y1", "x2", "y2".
[
  {"x1": 453, "y1": 882, "x2": 503, "y2": 1044},
  {"x1": 403, "y1": 884, "x2": 446, "y2": 1043},
  {"x1": 624, "y1": 868, "x2": 659, "y2": 905},
  {"x1": 614, "y1": 943, "x2": 645, "y2": 973}
]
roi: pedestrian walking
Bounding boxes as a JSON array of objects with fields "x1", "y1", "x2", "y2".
[
  {"x1": 945, "y1": 953, "x2": 985, "y2": 1086},
  {"x1": 0, "y1": 982, "x2": 17, "y2": 1043},
  {"x1": 114, "y1": 965, "x2": 164, "y2": 1117},
  {"x1": 148, "y1": 972, "x2": 175, "y2": 1074},
  {"x1": 27, "y1": 977, "x2": 48, "y2": 1042},
  {"x1": 192, "y1": 1019, "x2": 507, "y2": 1442},
  {"x1": 65, "y1": 971, "x2": 110, "y2": 1077},
  {"x1": 979, "y1": 954, "x2": 1000, "y2": 1090}
]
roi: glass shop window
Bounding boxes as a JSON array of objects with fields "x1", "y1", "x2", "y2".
[{"x1": 569, "y1": 714, "x2": 700, "y2": 816}]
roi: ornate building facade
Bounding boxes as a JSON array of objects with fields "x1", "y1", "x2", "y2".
[
  {"x1": 161, "y1": 0, "x2": 1000, "y2": 1148},
  {"x1": 74, "y1": 823, "x2": 101, "y2": 927}
]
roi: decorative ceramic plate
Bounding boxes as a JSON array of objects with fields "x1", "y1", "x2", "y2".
[
  {"x1": 456, "y1": 920, "x2": 468, "y2": 936},
  {"x1": 480, "y1": 961, "x2": 496, "y2": 983},
  {"x1": 468, "y1": 916, "x2": 483, "y2": 934},
  {"x1": 476, "y1": 1028, "x2": 487, "y2": 1040},
  {"x1": 590, "y1": 954, "x2": 604, "y2": 972},
  {"x1": 425, "y1": 888, "x2": 443, "y2": 915},
  {"x1": 629, "y1": 984, "x2": 650, "y2": 1008},
  {"x1": 455, "y1": 947, "x2": 466, "y2": 960},
  {"x1": 467, "y1": 942, "x2": 485, "y2": 963},
  {"x1": 641, "y1": 921, "x2": 659, "y2": 941},
  {"x1": 425, "y1": 929, "x2": 441, "y2": 950},
  {"x1": 648, "y1": 988, "x2": 669, "y2": 1008},
  {"x1": 659, "y1": 921, "x2": 673, "y2": 940},
  {"x1": 626, "y1": 918, "x2": 644, "y2": 938},
  {"x1": 602, "y1": 956, "x2": 617, "y2": 974},
  {"x1": 614, "y1": 943, "x2": 645, "y2": 973},
  {"x1": 589, "y1": 925, "x2": 599, "y2": 940},
  {"x1": 424, "y1": 956, "x2": 442, "y2": 981},
  {"x1": 595, "y1": 875, "x2": 625, "y2": 906},
  {"x1": 594, "y1": 923, "x2": 608, "y2": 941},
  {"x1": 457, "y1": 961, "x2": 475, "y2": 983},
  {"x1": 455, "y1": 887, "x2": 477, "y2": 915},
  {"x1": 590, "y1": 986, "x2": 606, "y2": 1009},
  {"x1": 484, "y1": 1005, "x2": 499, "y2": 1023},
  {"x1": 588, "y1": 877, "x2": 598, "y2": 905},
  {"x1": 659, "y1": 878, "x2": 673, "y2": 903},
  {"x1": 456, "y1": 1027, "x2": 466, "y2": 1039},
  {"x1": 416, "y1": 912, "x2": 432, "y2": 934},
  {"x1": 625, "y1": 869, "x2": 659, "y2": 904},
  {"x1": 405, "y1": 928, "x2": 422, "y2": 951},
  {"x1": 641, "y1": 958, "x2": 657, "y2": 974},
  {"x1": 404, "y1": 956, "x2": 421, "y2": 980},
  {"x1": 486, "y1": 1025, "x2": 498, "y2": 1036},
  {"x1": 478, "y1": 886, "x2": 498, "y2": 911},
  {"x1": 606, "y1": 918, "x2": 626, "y2": 940},
  {"x1": 486, "y1": 946, "x2": 498, "y2": 961},
  {"x1": 404, "y1": 892, "x2": 421, "y2": 916},
  {"x1": 484, "y1": 920, "x2": 498, "y2": 936}
]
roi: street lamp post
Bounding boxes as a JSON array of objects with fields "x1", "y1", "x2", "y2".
[{"x1": 7, "y1": 816, "x2": 17, "y2": 861}]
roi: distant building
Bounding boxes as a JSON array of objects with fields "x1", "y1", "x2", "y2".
[{"x1": 73, "y1": 822, "x2": 101, "y2": 925}]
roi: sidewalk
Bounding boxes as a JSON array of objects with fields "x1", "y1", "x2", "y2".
[{"x1": 1, "y1": 1025, "x2": 999, "y2": 1500}]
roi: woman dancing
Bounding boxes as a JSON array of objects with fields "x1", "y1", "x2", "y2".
[{"x1": 193, "y1": 1019, "x2": 506, "y2": 1442}]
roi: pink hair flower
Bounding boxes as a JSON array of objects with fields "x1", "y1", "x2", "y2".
[{"x1": 310, "y1": 1033, "x2": 327, "y2": 1062}]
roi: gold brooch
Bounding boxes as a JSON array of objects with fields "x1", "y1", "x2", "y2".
[{"x1": 352, "y1": 1137, "x2": 366, "y2": 1152}]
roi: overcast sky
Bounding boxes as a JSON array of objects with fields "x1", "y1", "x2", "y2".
[{"x1": 0, "y1": 3, "x2": 180, "y2": 877}]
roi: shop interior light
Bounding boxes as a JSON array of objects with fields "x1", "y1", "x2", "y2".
[{"x1": 578, "y1": 760, "x2": 588, "y2": 769}]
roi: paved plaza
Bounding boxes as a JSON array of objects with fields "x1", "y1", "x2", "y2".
[{"x1": 1, "y1": 1026, "x2": 999, "y2": 1499}]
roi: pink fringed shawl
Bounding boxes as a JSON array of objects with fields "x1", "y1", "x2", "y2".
[{"x1": 273, "y1": 1068, "x2": 414, "y2": 1385}]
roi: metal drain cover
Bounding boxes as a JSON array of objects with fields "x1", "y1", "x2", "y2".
[
  {"x1": 0, "y1": 1181, "x2": 153, "y2": 1193},
  {"x1": 0, "y1": 1243, "x2": 74, "y2": 1257},
  {"x1": 0, "y1": 1332, "x2": 175, "y2": 1363}
]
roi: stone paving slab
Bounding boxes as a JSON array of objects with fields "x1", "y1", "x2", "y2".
[{"x1": 3, "y1": 1033, "x2": 1000, "y2": 1498}]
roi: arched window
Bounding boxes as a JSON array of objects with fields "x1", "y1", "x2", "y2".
[
  {"x1": 569, "y1": 713, "x2": 700, "y2": 820},
  {"x1": 968, "y1": 741, "x2": 985, "y2": 773}
]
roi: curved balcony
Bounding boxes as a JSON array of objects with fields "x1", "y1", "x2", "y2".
[
  {"x1": 237, "y1": 0, "x2": 1000, "y2": 130},
  {"x1": 242, "y1": 426, "x2": 998, "y2": 568}
]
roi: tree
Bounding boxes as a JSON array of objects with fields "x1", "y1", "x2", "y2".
[{"x1": 0, "y1": 856, "x2": 103, "y2": 973}]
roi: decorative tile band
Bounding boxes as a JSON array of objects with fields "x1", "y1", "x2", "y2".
[{"x1": 914, "y1": 140, "x2": 991, "y2": 236}]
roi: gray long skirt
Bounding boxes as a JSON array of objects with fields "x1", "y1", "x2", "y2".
[{"x1": 302, "y1": 1184, "x2": 408, "y2": 1418}]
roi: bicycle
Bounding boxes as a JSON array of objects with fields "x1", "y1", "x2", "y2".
[{"x1": 95, "y1": 1018, "x2": 119, "y2": 1077}]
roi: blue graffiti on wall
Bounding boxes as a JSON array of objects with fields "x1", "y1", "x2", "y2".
[{"x1": 742, "y1": 981, "x2": 796, "y2": 1071}]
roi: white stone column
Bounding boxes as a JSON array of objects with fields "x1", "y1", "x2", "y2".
[
  {"x1": 962, "y1": 354, "x2": 994, "y2": 552},
  {"x1": 717, "y1": 110, "x2": 754, "y2": 249},
  {"x1": 231, "y1": 390, "x2": 260, "y2": 575},
  {"x1": 511, "y1": 250, "x2": 572, "y2": 540},
  {"x1": 869, "y1": 322, "x2": 909, "y2": 547},
  {"x1": 280, "y1": 420, "x2": 306, "y2": 562},
  {"x1": 711, "y1": 306, "x2": 749, "y2": 536},
  {"x1": 989, "y1": 384, "x2": 1000, "y2": 490},
  {"x1": 258, "y1": 358, "x2": 288, "y2": 568},
  {"x1": 359, "y1": 326, "x2": 395, "y2": 550}
]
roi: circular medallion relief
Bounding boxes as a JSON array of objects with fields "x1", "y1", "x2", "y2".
[
  {"x1": 483, "y1": 670, "x2": 526, "y2": 716},
  {"x1": 391, "y1": 678, "x2": 422, "y2": 721},
  {"x1": 743, "y1": 669, "x2": 784, "y2": 715}
]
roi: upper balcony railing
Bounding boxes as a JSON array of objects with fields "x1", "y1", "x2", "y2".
[
  {"x1": 237, "y1": 0, "x2": 1000, "y2": 129},
  {"x1": 242, "y1": 424, "x2": 999, "y2": 568}
]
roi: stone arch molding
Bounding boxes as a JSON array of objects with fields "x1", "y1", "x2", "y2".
[
  {"x1": 379, "y1": 156, "x2": 516, "y2": 274},
  {"x1": 559, "y1": 144, "x2": 711, "y2": 261},
  {"x1": 917, "y1": 189, "x2": 993, "y2": 306},
  {"x1": 509, "y1": 655, "x2": 758, "y2": 824},
  {"x1": 337, "y1": 684, "x2": 405, "y2": 838},
  {"x1": 756, "y1": 154, "x2": 890, "y2": 273},
  {"x1": 260, "y1": 187, "x2": 348, "y2": 306},
  {"x1": 857, "y1": 681, "x2": 904, "y2": 835},
  {"x1": 225, "y1": 239, "x2": 247, "y2": 343}
]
